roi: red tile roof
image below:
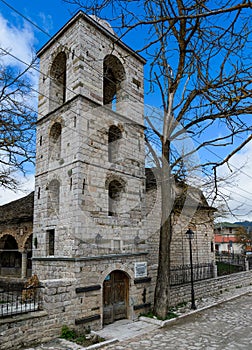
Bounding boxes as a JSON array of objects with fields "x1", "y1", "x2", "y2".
[{"x1": 215, "y1": 235, "x2": 238, "y2": 243}]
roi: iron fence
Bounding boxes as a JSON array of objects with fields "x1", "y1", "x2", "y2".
[
  {"x1": 0, "y1": 286, "x2": 42, "y2": 318},
  {"x1": 247, "y1": 256, "x2": 252, "y2": 270},
  {"x1": 215, "y1": 253, "x2": 246, "y2": 267},
  {"x1": 170, "y1": 263, "x2": 214, "y2": 286}
]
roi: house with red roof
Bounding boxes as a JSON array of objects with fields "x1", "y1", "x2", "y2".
[{"x1": 214, "y1": 222, "x2": 243, "y2": 254}]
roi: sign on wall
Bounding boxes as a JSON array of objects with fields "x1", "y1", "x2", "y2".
[{"x1": 134, "y1": 262, "x2": 147, "y2": 278}]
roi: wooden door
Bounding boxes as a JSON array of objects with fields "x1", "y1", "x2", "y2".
[{"x1": 103, "y1": 270, "x2": 128, "y2": 325}]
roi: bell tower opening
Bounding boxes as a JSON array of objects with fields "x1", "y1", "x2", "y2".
[
  {"x1": 49, "y1": 52, "x2": 67, "y2": 111},
  {"x1": 103, "y1": 55, "x2": 126, "y2": 110}
]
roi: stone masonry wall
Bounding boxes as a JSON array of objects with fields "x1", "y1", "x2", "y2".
[
  {"x1": 170, "y1": 270, "x2": 252, "y2": 307},
  {"x1": 1, "y1": 270, "x2": 252, "y2": 349}
]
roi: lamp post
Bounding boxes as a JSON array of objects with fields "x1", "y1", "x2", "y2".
[{"x1": 186, "y1": 228, "x2": 197, "y2": 310}]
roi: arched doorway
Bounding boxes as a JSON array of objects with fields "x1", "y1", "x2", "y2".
[{"x1": 103, "y1": 270, "x2": 129, "y2": 325}]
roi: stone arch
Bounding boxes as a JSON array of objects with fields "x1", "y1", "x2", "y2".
[
  {"x1": 103, "y1": 54, "x2": 126, "y2": 110},
  {"x1": 100, "y1": 265, "x2": 133, "y2": 283},
  {"x1": 108, "y1": 125, "x2": 122, "y2": 162},
  {"x1": 49, "y1": 122, "x2": 62, "y2": 161},
  {"x1": 49, "y1": 51, "x2": 67, "y2": 111},
  {"x1": 0, "y1": 234, "x2": 21, "y2": 276},
  {"x1": 0, "y1": 234, "x2": 19, "y2": 250},
  {"x1": 105, "y1": 177, "x2": 126, "y2": 217},
  {"x1": 102, "y1": 269, "x2": 130, "y2": 325},
  {"x1": 105, "y1": 174, "x2": 126, "y2": 191},
  {"x1": 47, "y1": 178, "x2": 60, "y2": 216}
]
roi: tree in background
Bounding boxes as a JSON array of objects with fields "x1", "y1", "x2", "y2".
[
  {"x1": 0, "y1": 51, "x2": 36, "y2": 190},
  {"x1": 236, "y1": 226, "x2": 252, "y2": 253},
  {"x1": 64, "y1": 0, "x2": 252, "y2": 318}
]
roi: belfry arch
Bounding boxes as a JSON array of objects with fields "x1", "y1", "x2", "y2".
[
  {"x1": 49, "y1": 51, "x2": 67, "y2": 111},
  {"x1": 103, "y1": 55, "x2": 126, "y2": 110}
]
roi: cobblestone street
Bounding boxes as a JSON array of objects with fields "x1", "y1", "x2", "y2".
[
  {"x1": 104, "y1": 293, "x2": 252, "y2": 350},
  {"x1": 23, "y1": 290, "x2": 252, "y2": 350}
]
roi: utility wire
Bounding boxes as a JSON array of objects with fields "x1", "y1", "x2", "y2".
[
  {"x1": 1, "y1": 0, "x2": 252, "y2": 198},
  {"x1": 0, "y1": 0, "x2": 144, "y2": 107},
  {"x1": 1, "y1": 47, "x2": 140, "y2": 164},
  {"x1": 2, "y1": 44, "x2": 252, "y2": 202}
]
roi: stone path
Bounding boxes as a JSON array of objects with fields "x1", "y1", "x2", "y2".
[
  {"x1": 104, "y1": 292, "x2": 252, "y2": 349},
  {"x1": 23, "y1": 285, "x2": 252, "y2": 350}
]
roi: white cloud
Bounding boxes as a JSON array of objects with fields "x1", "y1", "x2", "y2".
[
  {"x1": 0, "y1": 13, "x2": 35, "y2": 67},
  {"x1": 216, "y1": 140, "x2": 252, "y2": 222},
  {"x1": 0, "y1": 13, "x2": 37, "y2": 207},
  {"x1": 0, "y1": 173, "x2": 35, "y2": 206},
  {"x1": 38, "y1": 12, "x2": 53, "y2": 33}
]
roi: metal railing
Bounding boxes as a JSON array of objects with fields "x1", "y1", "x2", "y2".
[
  {"x1": 170, "y1": 263, "x2": 214, "y2": 286},
  {"x1": 215, "y1": 252, "x2": 246, "y2": 266},
  {"x1": 0, "y1": 286, "x2": 42, "y2": 318}
]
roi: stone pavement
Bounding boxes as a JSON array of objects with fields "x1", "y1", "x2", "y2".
[
  {"x1": 103, "y1": 292, "x2": 252, "y2": 349},
  {"x1": 23, "y1": 285, "x2": 252, "y2": 350}
]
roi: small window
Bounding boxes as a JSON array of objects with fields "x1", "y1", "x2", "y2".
[
  {"x1": 47, "y1": 179, "x2": 60, "y2": 216},
  {"x1": 49, "y1": 122, "x2": 62, "y2": 161},
  {"x1": 108, "y1": 125, "x2": 122, "y2": 162},
  {"x1": 108, "y1": 179, "x2": 124, "y2": 216},
  {"x1": 46, "y1": 229, "x2": 55, "y2": 256}
]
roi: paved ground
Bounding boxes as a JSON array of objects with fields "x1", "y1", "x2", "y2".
[
  {"x1": 103, "y1": 293, "x2": 252, "y2": 349},
  {"x1": 23, "y1": 287, "x2": 252, "y2": 350}
]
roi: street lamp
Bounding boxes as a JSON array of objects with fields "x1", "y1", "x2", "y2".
[{"x1": 185, "y1": 228, "x2": 197, "y2": 310}]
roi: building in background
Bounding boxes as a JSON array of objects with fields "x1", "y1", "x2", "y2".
[
  {"x1": 0, "y1": 192, "x2": 33, "y2": 279},
  {"x1": 214, "y1": 222, "x2": 243, "y2": 254}
]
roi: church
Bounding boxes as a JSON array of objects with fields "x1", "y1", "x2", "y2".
[{"x1": 1, "y1": 11, "x2": 215, "y2": 332}]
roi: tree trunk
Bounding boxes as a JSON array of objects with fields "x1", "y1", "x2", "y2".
[{"x1": 153, "y1": 141, "x2": 172, "y2": 319}]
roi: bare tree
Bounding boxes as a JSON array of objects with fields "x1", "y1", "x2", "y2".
[
  {"x1": 0, "y1": 51, "x2": 37, "y2": 190},
  {"x1": 64, "y1": 0, "x2": 252, "y2": 318}
]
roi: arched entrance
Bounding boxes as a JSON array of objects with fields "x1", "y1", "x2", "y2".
[{"x1": 103, "y1": 270, "x2": 129, "y2": 325}]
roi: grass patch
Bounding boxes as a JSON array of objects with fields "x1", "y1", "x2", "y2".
[
  {"x1": 60, "y1": 325, "x2": 105, "y2": 347},
  {"x1": 216, "y1": 262, "x2": 242, "y2": 276}
]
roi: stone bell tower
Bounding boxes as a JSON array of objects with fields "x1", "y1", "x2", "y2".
[{"x1": 32, "y1": 11, "x2": 153, "y2": 330}]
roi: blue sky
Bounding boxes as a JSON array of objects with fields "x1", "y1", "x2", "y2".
[
  {"x1": 0, "y1": 0, "x2": 252, "y2": 221},
  {"x1": 0, "y1": 0, "x2": 78, "y2": 49}
]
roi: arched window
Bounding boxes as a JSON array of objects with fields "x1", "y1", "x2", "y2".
[
  {"x1": 103, "y1": 55, "x2": 125, "y2": 110},
  {"x1": 49, "y1": 52, "x2": 67, "y2": 111},
  {"x1": 46, "y1": 229, "x2": 55, "y2": 256},
  {"x1": 47, "y1": 179, "x2": 60, "y2": 216},
  {"x1": 49, "y1": 122, "x2": 62, "y2": 161},
  {"x1": 108, "y1": 125, "x2": 122, "y2": 162},
  {"x1": 108, "y1": 179, "x2": 124, "y2": 216}
]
